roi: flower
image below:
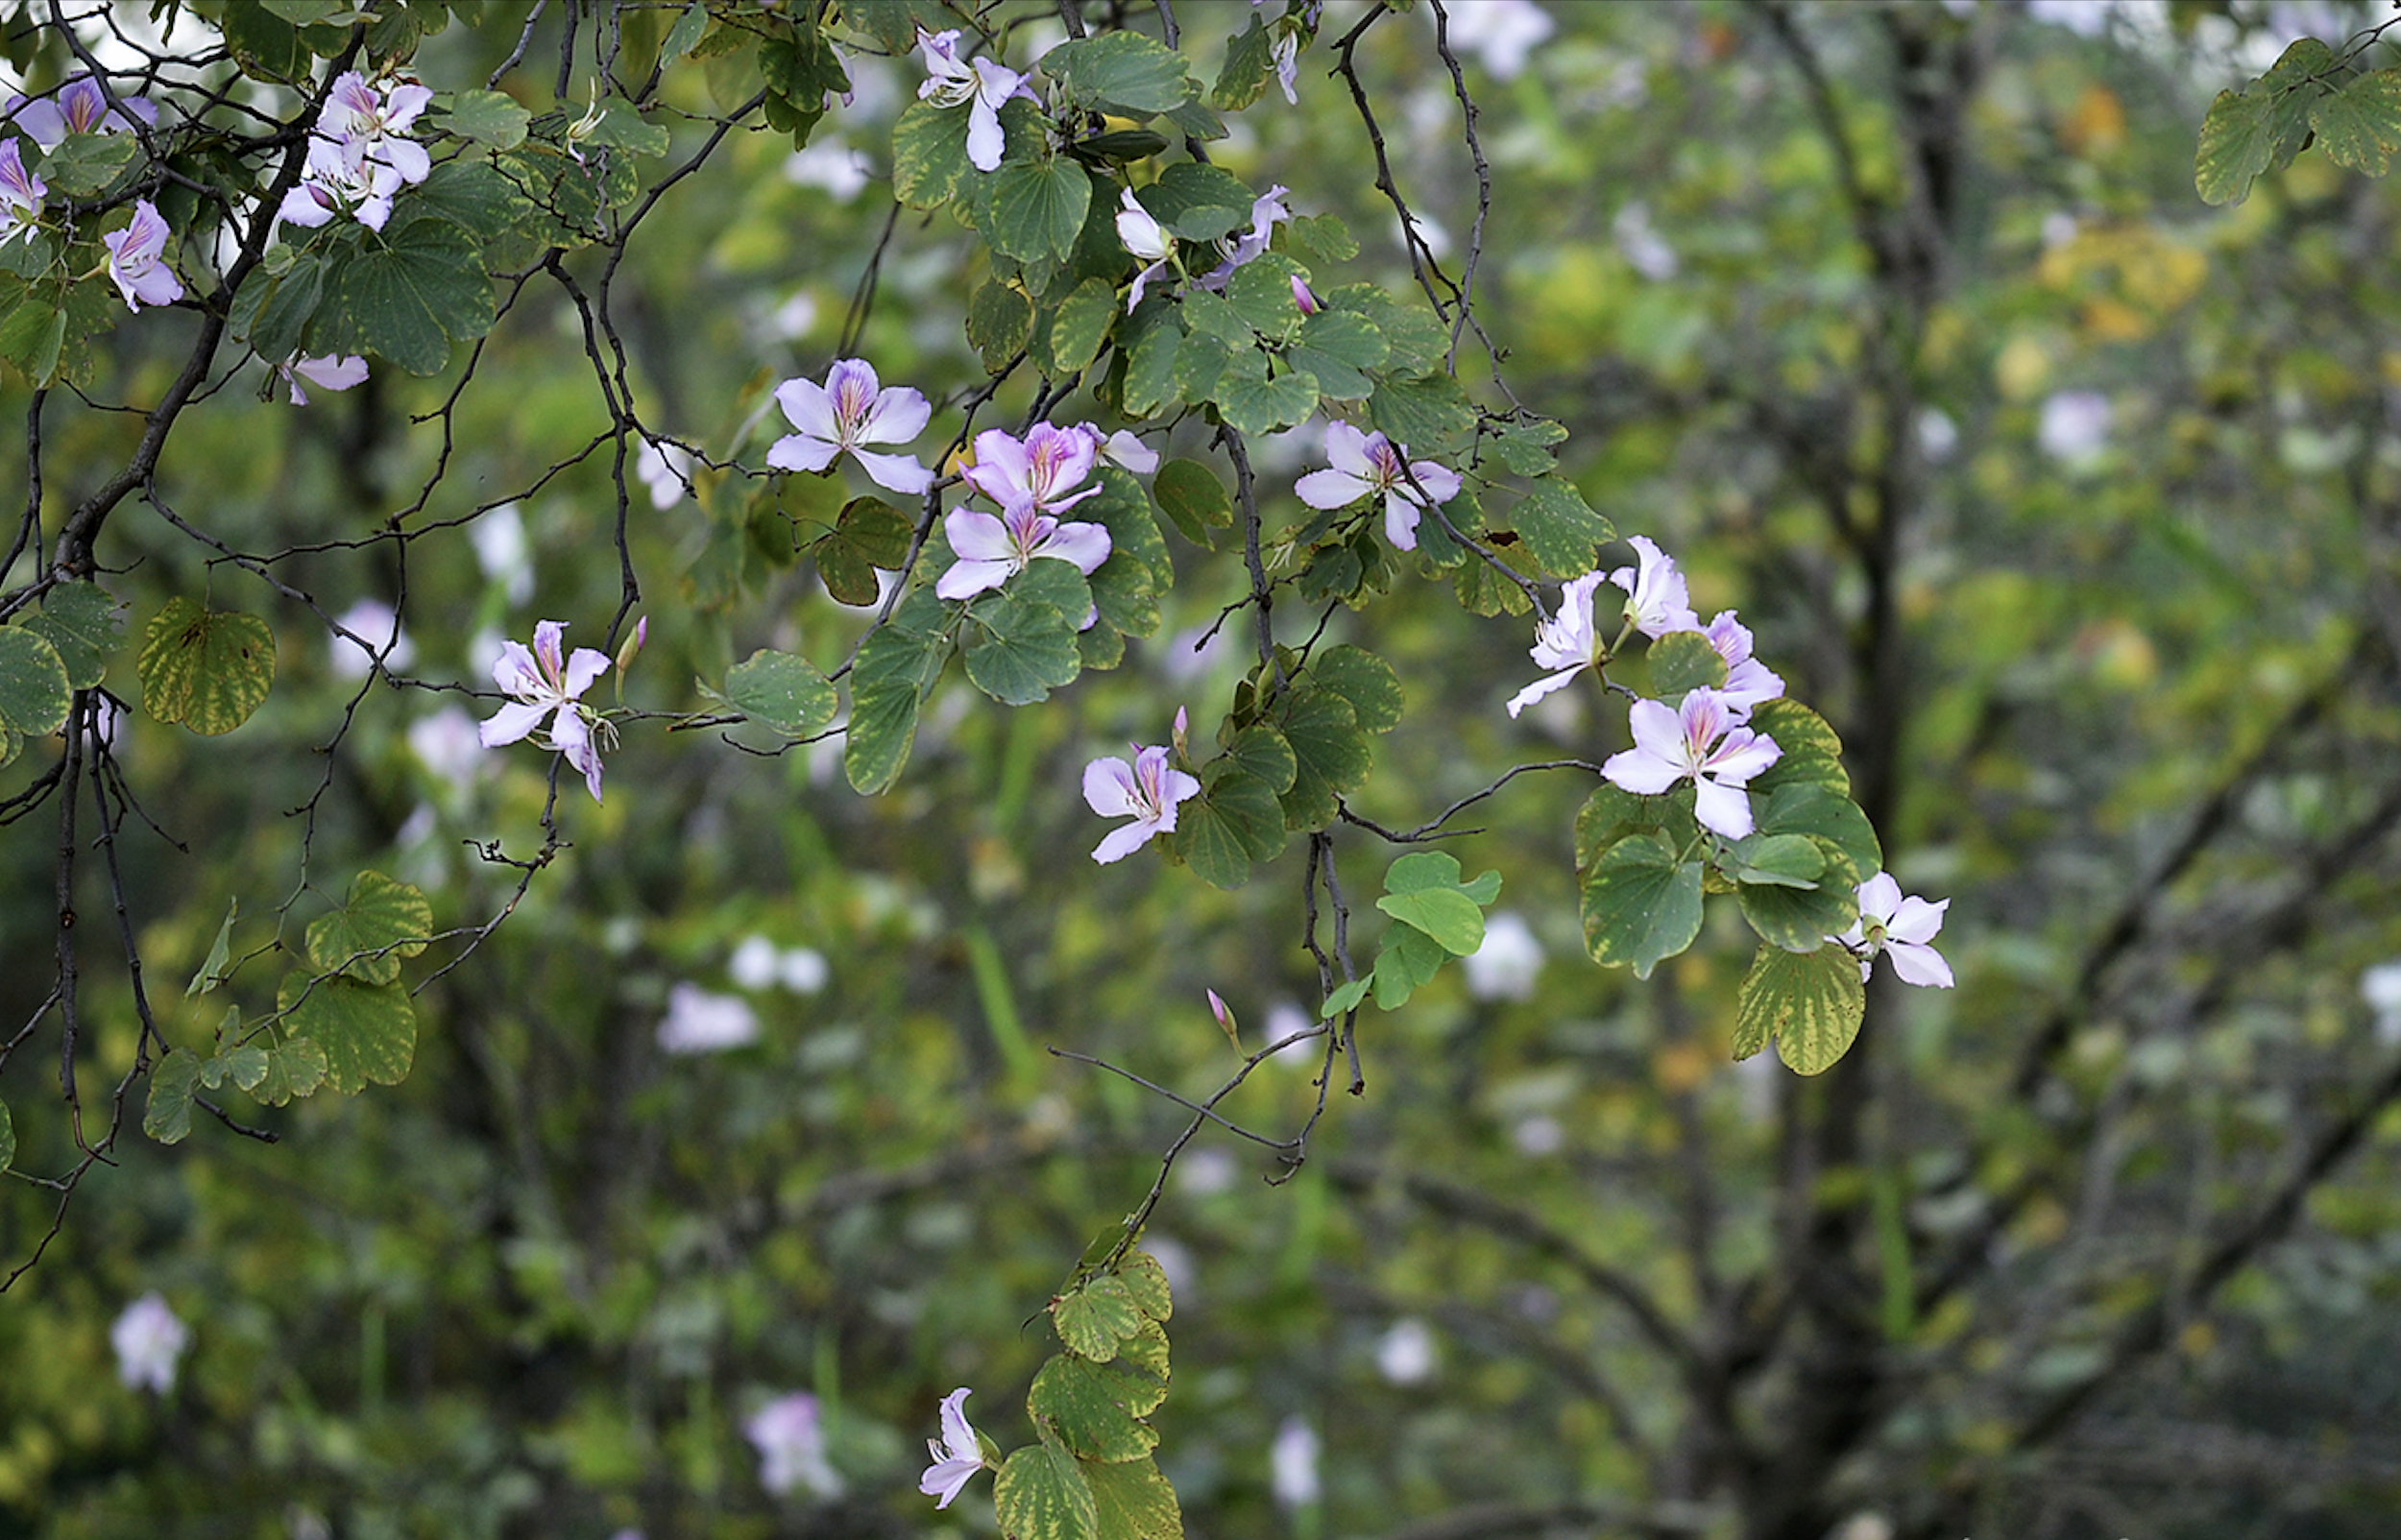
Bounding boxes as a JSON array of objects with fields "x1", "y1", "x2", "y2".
[
  {"x1": 1270, "y1": 1416, "x2": 1321, "y2": 1508},
  {"x1": 0, "y1": 140, "x2": 45, "y2": 246},
  {"x1": 767, "y1": 358, "x2": 934, "y2": 495},
  {"x1": 1375, "y1": 1317, "x2": 1438, "y2": 1384},
  {"x1": 472, "y1": 503, "x2": 534, "y2": 603},
  {"x1": 279, "y1": 352, "x2": 369, "y2": 406},
  {"x1": 730, "y1": 935, "x2": 829, "y2": 995},
  {"x1": 1294, "y1": 421, "x2": 1461, "y2": 551},
  {"x1": 278, "y1": 129, "x2": 407, "y2": 232},
  {"x1": 657, "y1": 982, "x2": 761, "y2": 1053},
  {"x1": 1080, "y1": 423, "x2": 1160, "y2": 475},
  {"x1": 328, "y1": 598, "x2": 413, "y2": 679},
  {"x1": 408, "y1": 705, "x2": 486, "y2": 782},
  {"x1": 745, "y1": 1392, "x2": 843, "y2": 1497},
  {"x1": 1835, "y1": 873, "x2": 1953, "y2": 987},
  {"x1": 918, "y1": 1387, "x2": 987, "y2": 1509},
  {"x1": 1082, "y1": 741, "x2": 1200, "y2": 863},
  {"x1": 1701, "y1": 611, "x2": 1785, "y2": 715},
  {"x1": 1505, "y1": 569, "x2": 1610, "y2": 718},
  {"x1": 1607, "y1": 535, "x2": 1699, "y2": 639},
  {"x1": 476, "y1": 620, "x2": 611, "y2": 802},
  {"x1": 1290, "y1": 274, "x2": 1321, "y2": 315},
  {"x1": 938, "y1": 506, "x2": 1113, "y2": 603},
  {"x1": 916, "y1": 29, "x2": 1034, "y2": 173},
  {"x1": 637, "y1": 438, "x2": 692, "y2": 509},
  {"x1": 102, "y1": 200, "x2": 182, "y2": 310},
  {"x1": 1269, "y1": 15, "x2": 1305, "y2": 105},
  {"x1": 1198, "y1": 185, "x2": 1292, "y2": 289},
  {"x1": 323, "y1": 71, "x2": 433, "y2": 184},
  {"x1": 1600, "y1": 686, "x2": 1783, "y2": 839},
  {"x1": 1438, "y1": 0, "x2": 1555, "y2": 80},
  {"x1": 964, "y1": 422, "x2": 1106, "y2": 517},
  {"x1": 1116, "y1": 187, "x2": 1176, "y2": 310},
  {"x1": 1462, "y1": 911, "x2": 1544, "y2": 1001},
  {"x1": 111, "y1": 1292, "x2": 187, "y2": 1394},
  {"x1": 2038, "y1": 389, "x2": 2112, "y2": 462},
  {"x1": 5, "y1": 75, "x2": 157, "y2": 149}
]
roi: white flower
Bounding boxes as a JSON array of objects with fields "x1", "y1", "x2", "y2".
[
  {"x1": 279, "y1": 353, "x2": 368, "y2": 407},
  {"x1": 1082, "y1": 743, "x2": 1200, "y2": 863},
  {"x1": 1505, "y1": 570, "x2": 1610, "y2": 718},
  {"x1": 1462, "y1": 912, "x2": 1544, "y2": 1001},
  {"x1": 1375, "y1": 1318, "x2": 1437, "y2": 1384},
  {"x1": 1294, "y1": 421, "x2": 1461, "y2": 552},
  {"x1": 2038, "y1": 390, "x2": 2111, "y2": 462},
  {"x1": 745, "y1": 1392, "x2": 843, "y2": 1497},
  {"x1": 471, "y1": 503, "x2": 535, "y2": 603},
  {"x1": 657, "y1": 982, "x2": 760, "y2": 1054},
  {"x1": 918, "y1": 1387, "x2": 988, "y2": 1509},
  {"x1": 637, "y1": 439, "x2": 692, "y2": 510},
  {"x1": 111, "y1": 1292, "x2": 188, "y2": 1394},
  {"x1": 916, "y1": 29, "x2": 1033, "y2": 173},
  {"x1": 1600, "y1": 687, "x2": 1783, "y2": 840},
  {"x1": 476, "y1": 620, "x2": 612, "y2": 802},
  {"x1": 1607, "y1": 535, "x2": 1699, "y2": 639},
  {"x1": 1439, "y1": 0, "x2": 1555, "y2": 80},
  {"x1": 328, "y1": 598, "x2": 413, "y2": 680},
  {"x1": 1834, "y1": 873, "x2": 1953, "y2": 987},
  {"x1": 1270, "y1": 1416, "x2": 1321, "y2": 1507}
]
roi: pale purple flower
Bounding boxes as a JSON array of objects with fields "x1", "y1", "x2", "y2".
[
  {"x1": 919, "y1": 1387, "x2": 987, "y2": 1509},
  {"x1": 746, "y1": 1392, "x2": 843, "y2": 1497},
  {"x1": 476, "y1": 619, "x2": 611, "y2": 802},
  {"x1": 111, "y1": 1292, "x2": 187, "y2": 1394},
  {"x1": 637, "y1": 438, "x2": 692, "y2": 509},
  {"x1": 279, "y1": 352, "x2": 368, "y2": 406},
  {"x1": 1079, "y1": 422, "x2": 1160, "y2": 475},
  {"x1": 766, "y1": 358, "x2": 934, "y2": 495},
  {"x1": 1291, "y1": 274, "x2": 1321, "y2": 315},
  {"x1": 916, "y1": 29, "x2": 1034, "y2": 173},
  {"x1": 323, "y1": 70, "x2": 434, "y2": 185},
  {"x1": 1601, "y1": 686, "x2": 1782, "y2": 839},
  {"x1": 1834, "y1": 873, "x2": 1953, "y2": 987},
  {"x1": 1505, "y1": 569, "x2": 1610, "y2": 717},
  {"x1": 1294, "y1": 421, "x2": 1461, "y2": 551},
  {"x1": 328, "y1": 598, "x2": 413, "y2": 679},
  {"x1": 5, "y1": 75, "x2": 157, "y2": 149},
  {"x1": 939, "y1": 508, "x2": 1112, "y2": 603},
  {"x1": 1199, "y1": 185, "x2": 1292, "y2": 289},
  {"x1": 277, "y1": 132, "x2": 407, "y2": 232},
  {"x1": 1607, "y1": 536, "x2": 1699, "y2": 639},
  {"x1": 408, "y1": 705, "x2": 487, "y2": 782},
  {"x1": 101, "y1": 200, "x2": 182, "y2": 310},
  {"x1": 1269, "y1": 15, "x2": 1304, "y2": 105},
  {"x1": 657, "y1": 982, "x2": 761, "y2": 1054},
  {"x1": 0, "y1": 140, "x2": 44, "y2": 246},
  {"x1": 1701, "y1": 611, "x2": 1784, "y2": 715},
  {"x1": 1117, "y1": 187, "x2": 1175, "y2": 310},
  {"x1": 1270, "y1": 1416, "x2": 1321, "y2": 1508},
  {"x1": 1082, "y1": 741, "x2": 1200, "y2": 863},
  {"x1": 2038, "y1": 390, "x2": 2111, "y2": 462},
  {"x1": 964, "y1": 422, "x2": 1107, "y2": 517}
]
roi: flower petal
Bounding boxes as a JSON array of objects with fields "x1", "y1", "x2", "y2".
[
  {"x1": 561, "y1": 647, "x2": 611, "y2": 700},
  {"x1": 766, "y1": 433, "x2": 842, "y2": 473},
  {"x1": 854, "y1": 447, "x2": 934, "y2": 494},
  {"x1": 1082, "y1": 756, "x2": 1142, "y2": 818},
  {"x1": 774, "y1": 375, "x2": 840, "y2": 442},
  {"x1": 1504, "y1": 666, "x2": 1586, "y2": 719},
  {"x1": 1886, "y1": 939, "x2": 1954, "y2": 988},
  {"x1": 1295, "y1": 468, "x2": 1369, "y2": 510},
  {"x1": 1601, "y1": 744, "x2": 1684, "y2": 796},
  {"x1": 1038, "y1": 519, "x2": 1113, "y2": 574},
  {"x1": 1691, "y1": 775, "x2": 1756, "y2": 839},
  {"x1": 477, "y1": 699, "x2": 547, "y2": 747},
  {"x1": 857, "y1": 383, "x2": 932, "y2": 446}
]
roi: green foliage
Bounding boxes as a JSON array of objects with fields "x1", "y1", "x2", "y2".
[
  {"x1": 303, "y1": 871, "x2": 434, "y2": 987},
  {"x1": 0, "y1": 626, "x2": 70, "y2": 740},
  {"x1": 1645, "y1": 629, "x2": 1728, "y2": 699},
  {"x1": 1579, "y1": 830, "x2": 1704, "y2": 980},
  {"x1": 277, "y1": 973, "x2": 418, "y2": 1095},
  {"x1": 137, "y1": 599, "x2": 277, "y2": 735},
  {"x1": 1733, "y1": 942, "x2": 1866, "y2": 1076},
  {"x1": 721, "y1": 647, "x2": 838, "y2": 736}
]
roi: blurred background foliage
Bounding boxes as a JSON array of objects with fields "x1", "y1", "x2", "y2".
[{"x1": 5, "y1": 1, "x2": 2401, "y2": 1538}]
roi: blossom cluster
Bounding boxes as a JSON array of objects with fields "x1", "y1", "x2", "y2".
[{"x1": 278, "y1": 70, "x2": 432, "y2": 234}]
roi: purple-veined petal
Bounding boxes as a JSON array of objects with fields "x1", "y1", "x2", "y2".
[
  {"x1": 1382, "y1": 491, "x2": 1422, "y2": 551},
  {"x1": 1040, "y1": 519, "x2": 1113, "y2": 574},
  {"x1": 856, "y1": 382, "x2": 932, "y2": 446},
  {"x1": 943, "y1": 509, "x2": 1017, "y2": 564},
  {"x1": 1295, "y1": 468, "x2": 1369, "y2": 510},
  {"x1": 477, "y1": 699, "x2": 547, "y2": 747},
  {"x1": 561, "y1": 646, "x2": 611, "y2": 700},
  {"x1": 766, "y1": 433, "x2": 842, "y2": 474},
  {"x1": 1408, "y1": 460, "x2": 1462, "y2": 504},
  {"x1": 1321, "y1": 420, "x2": 1372, "y2": 477},
  {"x1": 774, "y1": 374, "x2": 840, "y2": 443},
  {"x1": 1083, "y1": 756, "x2": 1144, "y2": 819},
  {"x1": 1701, "y1": 727, "x2": 1780, "y2": 786},
  {"x1": 853, "y1": 447, "x2": 934, "y2": 494}
]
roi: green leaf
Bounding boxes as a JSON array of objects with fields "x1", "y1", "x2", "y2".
[
  {"x1": 144, "y1": 1049, "x2": 201, "y2": 1144},
  {"x1": 1086, "y1": 467, "x2": 1172, "y2": 586},
  {"x1": 221, "y1": 1044, "x2": 270, "y2": 1094},
  {"x1": 232, "y1": 249, "x2": 325, "y2": 363},
  {"x1": 1031, "y1": 1356, "x2": 1157, "y2": 1462},
  {"x1": 36, "y1": 132, "x2": 138, "y2": 197},
  {"x1": 304, "y1": 870, "x2": 432, "y2": 987},
  {"x1": 1144, "y1": 162, "x2": 1256, "y2": 243},
  {"x1": 1115, "y1": 1251, "x2": 1173, "y2": 1323},
  {"x1": 1284, "y1": 309, "x2": 1387, "y2": 400},
  {"x1": 1728, "y1": 832, "x2": 1827, "y2": 888},
  {"x1": 1321, "y1": 976, "x2": 1370, "y2": 1019},
  {"x1": 814, "y1": 494, "x2": 915, "y2": 606},
  {"x1": 1372, "y1": 919, "x2": 1448, "y2": 1009},
  {"x1": 894, "y1": 98, "x2": 975, "y2": 209},
  {"x1": 1575, "y1": 782, "x2": 1698, "y2": 868},
  {"x1": 251, "y1": 1037, "x2": 328, "y2": 1106},
  {"x1": 1646, "y1": 630, "x2": 1728, "y2": 699},
  {"x1": 1212, "y1": 11, "x2": 1278, "y2": 112},
  {"x1": 2195, "y1": 41, "x2": 2332, "y2": 205},
  {"x1": 995, "y1": 1439, "x2": 1099, "y2": 1540},
  {"x1": 1308, "y1": 645, "x2": 1402, "y2": 734},
  {"x1": 1734, "y1": 942, "x2": 1866, "y2": 1075},
  {"x1": 1120, "y1": 305, "x2": 1186, "y2": 419},
  {"x1": 0, "y1": 626, "x2": 71, "y2": 737},
  {"x1": 1754, "y1": 784, "x2": 1881, "y2": 880},
  {"x1": 1745, "y1": 699, "x2": 1850, "y2": 799},
  {"x1": 1285, "y1": 211, "x2": 1358, "y2": 267},
  {"x1": 442, "y1": 88, "x2": 532, "y2": 149},
  {"x1": 1490, "y1": 416, "x2": 1568, "y2": 476},
  {"x1": 0, "y1": 285, "x2": 66, "y2": 384},
  {"x1": 1384, "y1": 848, "x2": 1496, "y2": 902},
  {"x1": 1224, "y1": 722, "x2": 1298, "y2": 795},
  {"x1": 1276, "y1": 686, "x2": 1370, "y2": 830},
  {"x1": 1171, "y1": 764, "x2": 1281, "y2": 887},
  {"x1": 1153, "y1": 458, "x2": 1233, "y2": 544},
  {"x1": 138, "y1": 599, "x2": 277, "y2": 735},
  {"x1": 0, "y1": 1099, "x2": 12, "y2": 1174},
  {"x1": 1225, "y1": 254, "x2": 1310, "y2": 334},
  {"x1": 1046, "y1": 31, "x2": 1193, "y2": 115},
  {"x1": 1084, "y1": 1458, "x2": 1183, "y2": 1540},
  {"x1": 579, "y1": 102, "x2": 671, "y2": 157},
  {"x1": 320, "y1": 218, "x2": 495, "y2": 374},
  {"x1": 21, "y1": 581, "x2": 123, "y2": 689},
  {"x1": 2308, "y1": 68, "x2": 2401, "y2": 176},
  {"x1": 277, "y1": 972, "x2": 417, "y2": 1095},
  {"x1": 1580, "y1": 832, "x2": 1704, "y2": 979},
  {"x1": 222, "y1": 1, "x2": 309, "y2": 82},
  {"x1": 1069, "y1": 127, "x2": 1172, "y2": 166},
  {"x1": 1369, "y1": 372, "x2": 1475, "y2": 457},
  {"x1": 844, "y1": 686, "x2": 919, "y2": 795},
  {"x1": 966, "y1": 572, "x2": 1085, "y2": 705},
  {"x1": 1376, "y1": 881, "x2": 1486, "y2": 957},
  {"x1": 1513, "y1": 478, "x2": 1615, "y2": 579},
  {"x1": 187, "y1": 899, "x2": 239, "y2": 997},
  {"x1": 1216, "y1": 366, "x2": 1319, "y2": 438},
  {"x1": 724, "y1": 648, "x2": 838, "y2": 737},
  {"x1": 1055, "y1": 1275, "x2": 1144, "y2": 1359},
  {"x1": 987, "y1": 158, "x2": 1096, "y2": 264},
  {"x1": 1736, "y1": 868, "x2": 1858, "y2": 955},
  {"x1": 1045, "y1": 277, "x2": 1119, "y2": 376},
  {"x1": 970, "y1": 279, "x2": 1035, "y2": 370}
]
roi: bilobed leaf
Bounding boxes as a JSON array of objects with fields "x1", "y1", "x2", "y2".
[
  {"x1": 1115, "y1": 1251, "x2": 1173, "y2": 1323},
  {"x1": 1728, "y1": 831, "x2": 1827, "y2": 888},
  {"x1": 724, "y1": 649, "x2": 837, "y2": 737},
  {"x1": 1275, "y1": 686, "x2": 1370, "y2": 830},
  {"x1": 36, "y1": 132, "x2": 138, "y2": 196},
  {"x1": 1046, "y1": 31, "x2": 1193, "y2": 115},
  {"x1": 1285, "y1": 210, "x2": 1358, "y2": 267},
  {"x1": 1225, "y1": 254, "x2": 1310, "y2": 334},
  {"x1": 970, "y1": 279, "x2": 1035, "y2": 369},
  {"x1": 1368, "y1": 371, "x2": 1475, "y2": 457},
  {"x1": 1647, "y1": 630, "x2": 1728, "y2": 699},
  {"x1": 1121, "y1": 305, "x2": 1186, "y2": 419},
  {"x1": 232, "y1": 249, "x2": 325, "y2": 363},
  {"x1": 1372, "y1": 919, "x2": 1448, "y2": 1009},
  {"x1": 222, "y1": 0, "x2": 308, "y2": 81},
  {"x1": 22, "y1": 581, "x2": 123, "y2": 689},
  {"x1": 1055, "y1": 1275, "x2": 1144, "y2": 1359},
  {"x1": 1084, "y1": 1457, "x2": 1182, "y2": 1540},
  {"x1": 987, "y1": 157, "x2": 1096, "y2": 263},
  {"x1": 222, "y1": 1044, "x2": 270, "y2": 1094},
  {"x1": 320, "y1": 218, "x2": 495, "y2": 375},
  {"x1": 138, "y1": 599, "x2": 277, "y2": 735},
  {"x1": 1321, "y1": 976, "x2": 1370, "y2": 1020},
  {"x1": 1580, "y1": 831, "x2": 1704, "y2": 979},
  {"x1": 1736, "y1": 863, "x2": 1858, "y2": 954},
  {"x1": 1144, "y1": 162, "x2": 1256, "y2": 242},
  {"x1": 1212, "y1": 10, "x2": 1277, "y2": 112},
  {"x1": 1309, "y1": 645, "x2": 1401, "y2": 734},
  {"x1": 1215, "y1": 366, "x2": 1319, "y2": 438},
  {"x1": 1745, "y1": 699, "x2": 1849, "y2": 798},
  {"x1": 1170, "y1": 767, "x2": 1273, "y2": 888},
  {"x1": 1755, "y1": 784, "x2": 1881, "y2": 879},
  {"x1": 277, "y1": 972, "x2": 417, "y2": 1095},
  {"x1": 1153, "y1": 458, "x2": 1233, "y2": 544},
  {"x1": 251, "y1": 1037, "x2": 328, "y2": 1106},
  {"x1": 995, "y1": 1438, "x2": 1099, "y2": 1540},
  {"x1": 304, "y1": 870, "x2": 432, "y2": 987},
  {"x1": 2308, "y1": 68, "x2": 2401, "y2": 176},
  {"x1": 144, "y1": 1049, "x2": 201, "y2": 1144},
  {"x1": 1734, "y1": 942, "x2": 1866, "y2": 1074},
  {"x1": 1046, "y1": 277, "x2": 1119, "y2": 376},
  {"x1": 2195, "y1": 40, "x2": 2333, "y2": 205},
  {"x1": 1512, "y1": 477, "x2": 1615, "y2": 579},
  {"x1": 1284, "y1": 308, "x2": 1387, "y2": 400},
  {"x1": 845, "y1": 686, "x2": 920, "y2": 794},
  {"x1": 442, "y1": 88, "x2": 531, "y2": 148},
  {"x1": 1378, "y1": 885, "x2": 1486, "y2": 956},
  {"x1": 1224, "y1": 722, "x2": 1298, "y2": 795},
  {"x1": 965, "y1": 580, "x2": 1084, "y2": 705},
  {"x1": 1031, "y1": 1356, "x2": 1157, "y2": 1462},
  {"x1": 892, "y1": 98, "x2": 974, "y2": 210},
  {"x1": 1575, "y1": 782, "x2": 1698, "y2": 866},
  {"x1": 0, "y1": 626, "x2": 70, "y2": 737}
]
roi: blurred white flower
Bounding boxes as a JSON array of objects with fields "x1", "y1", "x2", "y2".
[
  {"x1": 729, "y1": 934, "x2": 781, "y2": 991},
  {"x1": 328, "y1": 599, "x2": 413, "y2": 679},
  {"x1": 657, "y1": 982, "x2": 759, "y2": 1054},
  {"x1": 2363, "y1": 960, "x2": 2401, "y2": 1044},
  {"x1": 1176, "y1": 1145, "x2": 1238, "y2": 1196},
  {"x1": 1374, "y1": 1317, "x2": 1437, "y2": 1384},
  {"x1": 769, "y1": 290, "x2": 820, "y2": 343},
  {"x1": 1439, "y1": 0, "x2": 1555, "y2": 79},
  {"x1": 730, "y1": 935, "x2": 830, "y2": 994},
  {"x1": 1270, "y1": 1416, "x2": 1320, "y2": 1507},
  {"x1": 1463, "y1": 911, "x2": 1544, "y2": 1001},
  {"x1": 409, "y1": 706, "x2": 486, "y2": 782},
  {"x1": 2026, "y1": 0, "x2": 2111, "y2": 36},
  {"x1": 637, "y1": 439, "x2": 691, "y2": 510},
  {"x1": 1917, "y1": 408, "x2": 1958, "y2": 463},
  {"x1": 1263, "y1": 999, "x2": 1319, "y2": 1067},
  {"x1": 471, "y1": 502, "x2": 535, "y2": 603},
  {"x1": 785, "y1": 140, "x2": 872, "y2": 200},
  {"x1": 2037, "y1": 390, "x2": 2111, "y2": 462},
  {"x1": 779, "y1": 946, "x2": 829, "y2": 994},
  {"x1": 111, "y1": 1291, "x2": 188, "y2": 1394},
  {"x1": 1613, "y1": 201, "x2": 1677, "y2": 281},
  {"x1": 1513, "y1": 1115, "x2": 1564, "y2": 1156},
  {"x1": 746, "y1": 1391, "x2": 843, "y2": 1497}
]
